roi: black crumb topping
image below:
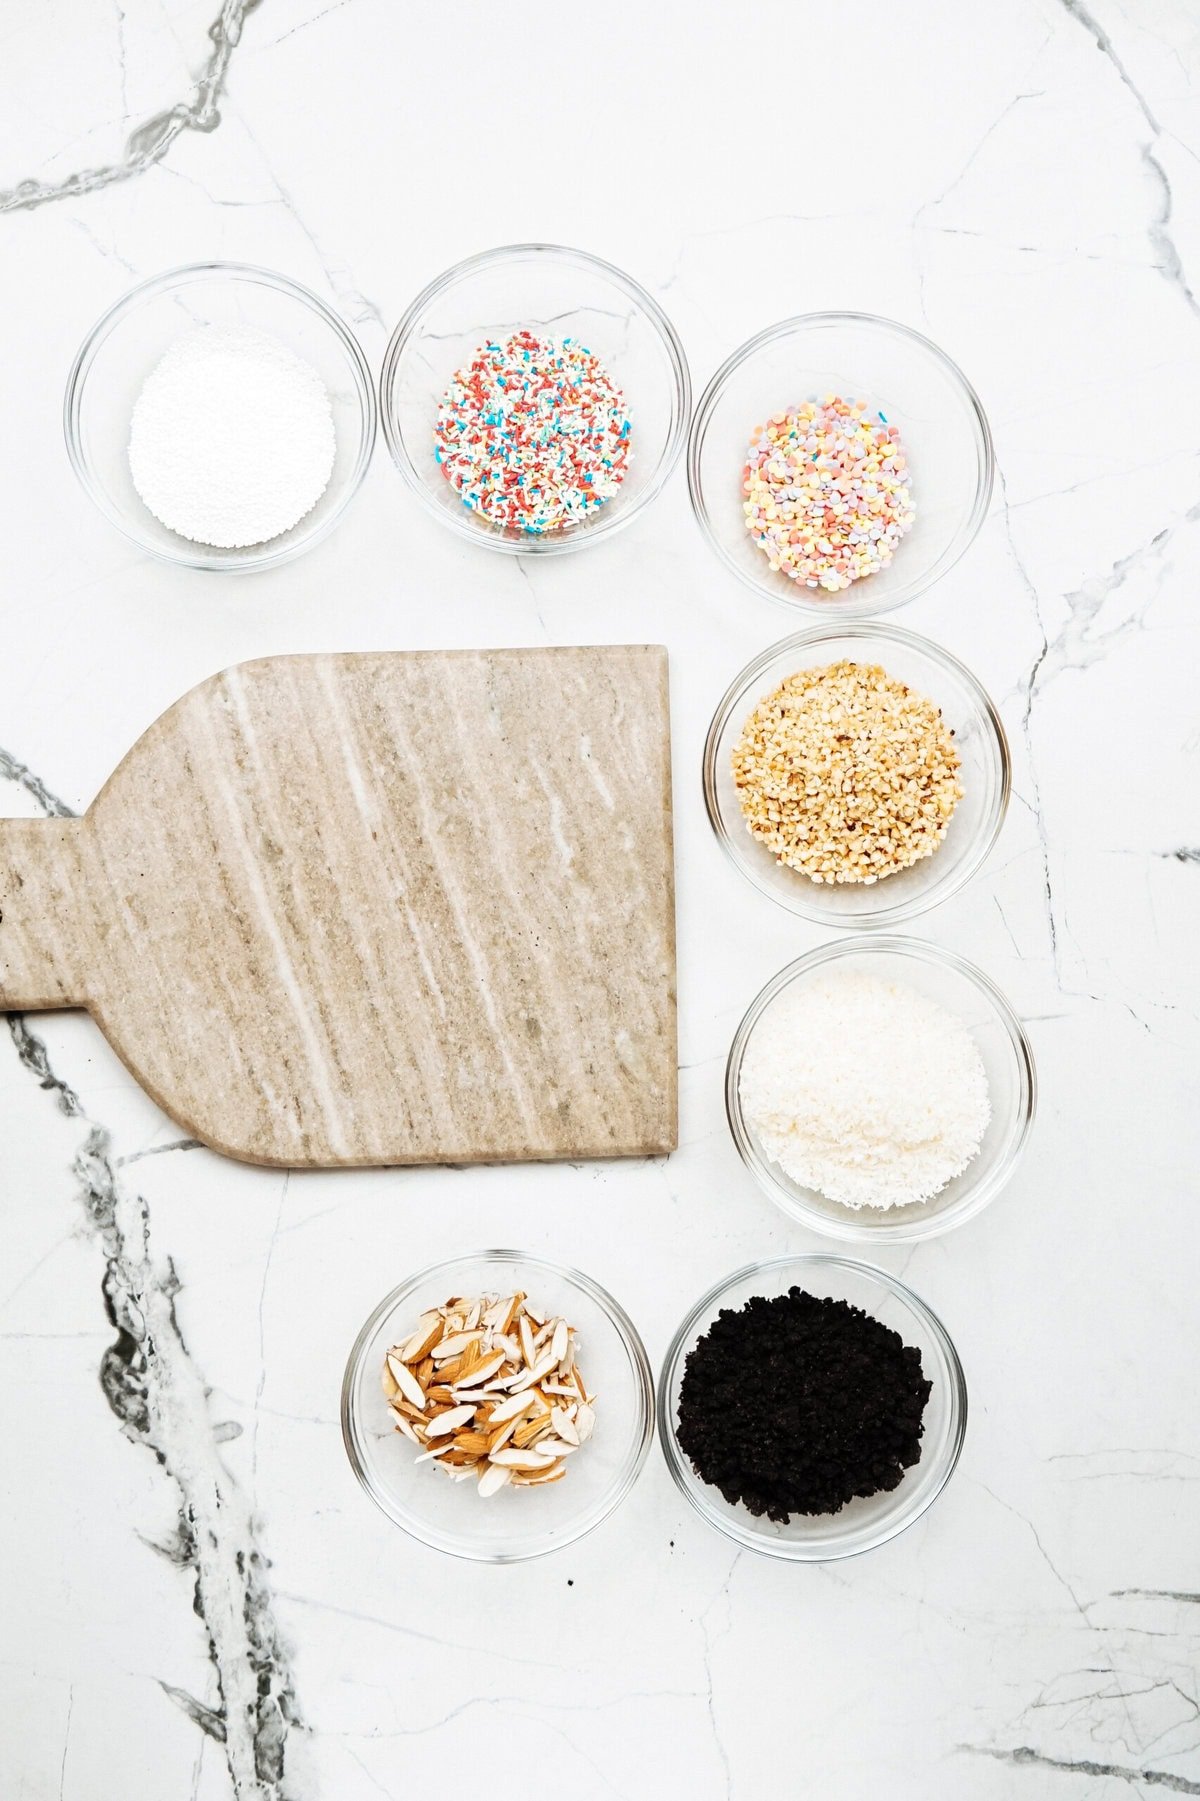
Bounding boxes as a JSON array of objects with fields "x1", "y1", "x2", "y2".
[{"x1": 676, "y1": 1287, "x2": 931, "y2": 1522}]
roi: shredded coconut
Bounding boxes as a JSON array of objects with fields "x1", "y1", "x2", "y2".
[
  {"x1": 739, "y1": 968, "x2": 990, "y2": 1210},
  {"x1": 128, "y1": 323, "x2": 336, "y2": 548}
]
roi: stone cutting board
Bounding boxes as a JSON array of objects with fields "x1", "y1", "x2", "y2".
[{"x1": 0, "y1": 647, "x2": 677, "y2": 1167}]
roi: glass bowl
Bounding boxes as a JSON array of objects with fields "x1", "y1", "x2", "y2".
[
  {"x1": 379, "y1": 243, "x2": 690, "y2": 555},
  {"x1": 64, "y1": 262, "x2": 377, "y2": 572},
  {"x1": 341, "y1": 1249, "x2": 654, "y2": 1562},
  {"x1": 659, "y1": 1255, "x2": 966, "y2": 1560},
  {"x1": 704, "y1": 622, "x2": 1009, "y2": 927},
  {"x1": 688, "y1": 312, "x2": 993, "y2": 617},
  {"x1": 727, "y1": 937, "x2": 1036, "y2": 1243}
]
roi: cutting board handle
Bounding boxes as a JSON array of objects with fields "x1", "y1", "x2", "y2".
[{"x1": 0, "y1": 818, "x2": 89, "y2": 1009}]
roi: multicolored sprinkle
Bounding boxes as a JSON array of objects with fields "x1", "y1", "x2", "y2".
[
  {"x1": 434, "y1": 329, "x2": 632, "y2": 534},
  {"x1": 742, "y1": 396, "x2": 914, "y2": 592}
]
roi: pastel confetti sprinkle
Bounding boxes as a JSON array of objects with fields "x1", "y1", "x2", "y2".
[
  {"x1": 433, "y1": 329, "x2": 632, "y2": 534},
  {"x1": 742, "y1": 395, "x2": 914, "y2": 593}
]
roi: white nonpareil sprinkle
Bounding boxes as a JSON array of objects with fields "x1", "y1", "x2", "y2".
[
  {"x1": 740, "y1": 969, "x2": 990, "y2": 1210},
  {"x1": 128, "y1": 324, "x2": 336, "y2": 548}
]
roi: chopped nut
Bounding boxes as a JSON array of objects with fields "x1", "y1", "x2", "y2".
[{"x1": 732, "y1": 660, "x2": 962, "y2": 885}]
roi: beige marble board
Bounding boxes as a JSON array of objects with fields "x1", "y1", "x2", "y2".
[{"x1": 0, "y1": 647, "x2": 678, "y2": 1167}]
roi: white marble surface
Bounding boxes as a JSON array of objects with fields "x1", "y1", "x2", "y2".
[{"x1": 1, "y1": 2, "x2": 1198, "y2": 1796}]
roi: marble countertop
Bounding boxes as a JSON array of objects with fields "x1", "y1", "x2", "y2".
[{"x1": 2, "y1": 2, "x2": 1198, "y2": 1797}]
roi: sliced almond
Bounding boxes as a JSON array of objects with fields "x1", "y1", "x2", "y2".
[
  {"x1": 385, "y1": 1292, "x2": 593, "y2": 1498},
  {"x1": 550, "y1": 1408, "x2": 580, "y2": 1445},
  {"x1": 453, "y1": 1431, "x2": 491, "y2": 1456},
  {"x1": 431, "y1": 1331, "x2": 482, "y2": 1362},
  {"x1": 488, "y1": 1390, "x2": 534, "y2": 1425},
  {"x1": 512, "y1": 1464, "x2": 565, "y2": 1486},
  {"x1": 487, "y1": 1417, "x2": 519, "y2": 1455},
  {"x1": 388, "y1": 1393, "x2": 423, "y2": 1418},
  {"x1": 399, "y1": 1311, "x2": 444, "y2": 1362},
  {"x1": 488, "y1": 1447, "x2": 556, "y2": 1470},
  {"x1": 509, "y1": 1352, "x2": 558, "y2": 1392},
  {"x1": 490, "y1": 1366, "x2": 530, "y2": 1392},
  {"x1": 478, "y1": 1463, "x2": 512, "y2": 1498},
  {"x1": 425, "y1": 1404, "x2": 476, "y2": 1438},
  {"x1": 499, "y1": 1293, "x2": 524, "y2": 1334},
  {"x1": 513, "y1": 1415, "x2": 553, "y2": 1450},
  {"x1": 464, "y1": 1351, "x2": 507, "y2": 1388},
  {"x1": 387, "y1": 1354, "x2": 427, "y2": 1411}
]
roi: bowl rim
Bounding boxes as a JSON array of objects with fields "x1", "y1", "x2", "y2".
[
  {"x1": 687, "y1": 309, "x2": 995, "y2": 618},
  {"x1": 726, "y1": 934, "x2": 1038, "y2": 1244},
  {"x1": 63, "y1": 259, "x2": 378, "y2": 574},
  {"x1": 657, "y1": 1252, "x2": 968, "y2": 1560},
  {"x1": 378, "y1": 240, "x2": 692, "y2": 556},
  {"x1": 703, "y1": 618, "x2": 1011, "y2": 927},
  {"x1": 341, "y1": 1246, "x2": 655, "y2": 1562}
]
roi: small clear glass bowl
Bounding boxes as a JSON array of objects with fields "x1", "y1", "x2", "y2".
[
  {"x1": 688, "y1": 311, "x2": 993, "y2": 618},
  {"x1": 727, "y1": 937, "x2": 1036, "y2": 1243},
  {"x1": 341, "y1": 1250, "x2": 654, "y2": 1562},
  {"x1": 659, "y1": 1255, "x2": 967, "y2": 1560},
  {"x1": 379, "y1": 243, "x2": 691, "y2": 555},
  {"x1": 64, "y1": 261, "x2": 377, "y2": 572},
  {"x1": 704, "y1": 622, "x2": 1009, "y2": 927}
]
